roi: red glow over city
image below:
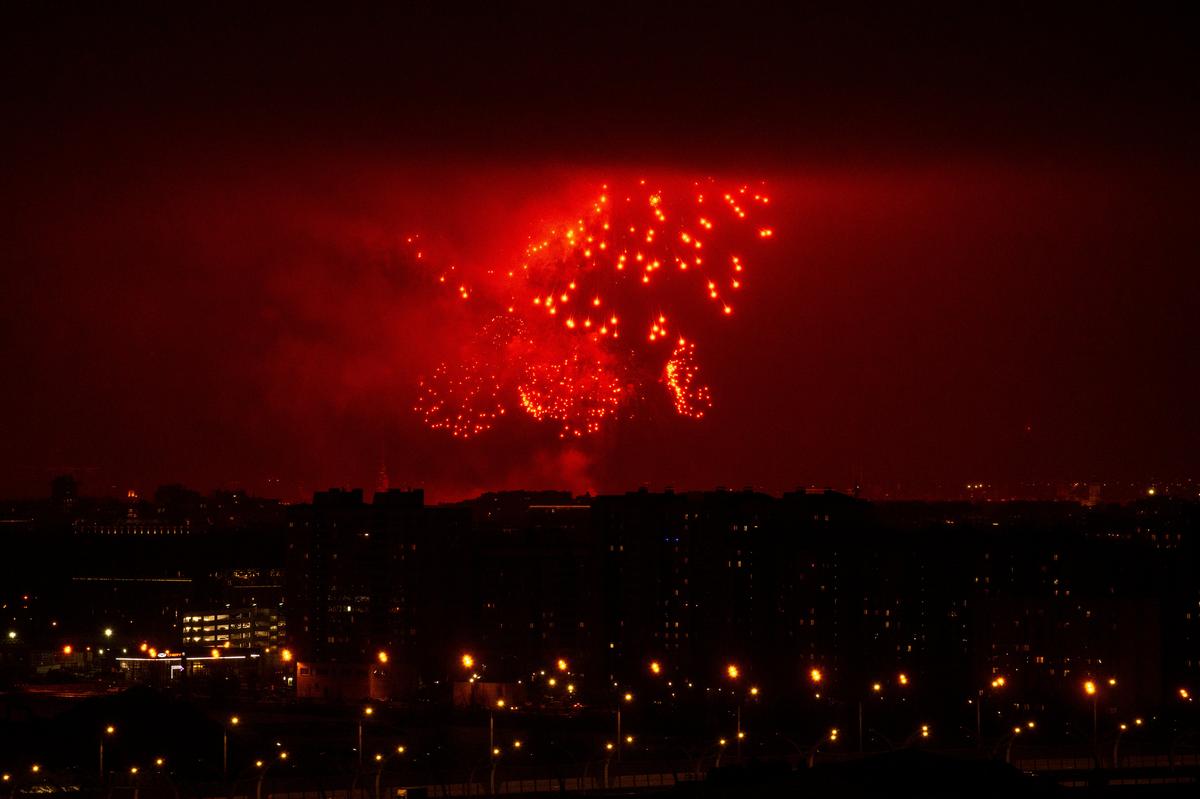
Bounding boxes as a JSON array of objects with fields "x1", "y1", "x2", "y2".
[
  {"x1": 413, "y1": 180, "x2": 764, "y2": 438},
  {"x1": 0, "y1": 6, "x2": 1194, "y2": 504}
]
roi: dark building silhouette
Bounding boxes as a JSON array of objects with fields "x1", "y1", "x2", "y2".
[{"x1": 3, "y1": 477, "x2": 1199, "y2": 717}]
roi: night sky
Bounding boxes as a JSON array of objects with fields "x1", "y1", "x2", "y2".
[{"x1": 2, "y1": 5, "x2": 1197, "y2": 501}]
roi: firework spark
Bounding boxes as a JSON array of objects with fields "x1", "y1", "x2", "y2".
[
  {"x1": 414, "y1": 178, "x2": 772, "y2": 437},
  {"x1": 517, "y1": 345, "x2": 627, "y2": 438},
  {"x1": 664, "y1": 338, "x2": 712, "y2": 419},
  {"x1": 414, "y1": 360, "x2": 507, "y2": 438}
]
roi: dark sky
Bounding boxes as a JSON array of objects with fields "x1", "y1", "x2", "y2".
[{"x1": 2, "y1": 4, "x2": 1197, "y2": 501}]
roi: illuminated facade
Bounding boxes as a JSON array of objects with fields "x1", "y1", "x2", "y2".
[{"x1": 181, "y1": 606, "x2": 284, "y2": 649}]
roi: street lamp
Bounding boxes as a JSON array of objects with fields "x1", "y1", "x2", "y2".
[
  {"x1": 489, "y1": 698, "x2": 506, "y2": 760},
  {"x1": 255, "y1": 751, "x2": 288, "y2": 799},
  {"x1": 1113, "y1": 717, "x2": 1143, "y2": 767},
  {"x1": 372, "y1": 745, "x2": 407, "y2": 799},
  {"x1": 223, "y1": 715, "x2": 240, "y2": 778},
  {"x1": 358, "y1": 706, "x2": 374, "y2": 768},
  {"x1": 99, "y1": 724, "x2": 116, "y2": 782},
  {"x1": 1084, "y1": 679, "x2": 1099, "y2": 749},
  {"x1": 615, "y1": 690, "x2": 633, "y2": 762},
  {"x1": 974, "y1": 676, "x2": 1007, "y2": 748},
  {"x1": 807, "y1": 728, "x2": 840, "y2": 768},
  {"x1": 724, "y1": 664, "x2": 743, "y2": 758},
  {"x1": 488, "y1": 740, "x2": 523, "y2": 795}
]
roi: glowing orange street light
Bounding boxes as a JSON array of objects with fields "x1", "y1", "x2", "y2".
[
  {"x1": 461, "y1": 653, "x2": 475, "y2": 670},
  {"x1": 1083, "y1": 680, "x2": 1101, "y2": 746},
  {"x1": 357, "y1": 706, "x2": 374, "y2": 768},
  {"x1": 726, "y1": 664, "x2": 740, "y2": 680},
  {"x1": 871, "y1": 683, "x2": 882, "y2": 693},
  {"x1": 211, "y1": 648, "x2": 221, "y2": 659},
  {"x1": 1180, "y1": 688, "x2": 1192, "y2": 701},
  {"x1": 898, "y1": 673, "x2": 909, "y2": 686},
  {"x1": 99, "y1": 724, "x2": 117, "y2": 781},
  {"x1": 223, "y1": 716, "x2": 239, "y2": 777},
  {"x1": 749, "y1": 686, "x2": 759, "y2": 697},
  {"x1": 556, "y1": 658, "x2": 569, "y2": 672},
  {"x1": 280, "y1": 648, "x2": 293, "y2": 663},
  {"x1": 810, "y1": 668, "x2": 823, "y2": 684},
  {"x1": 649, "y1": 661, "x2": 662, "y2": 676},
  {"x1": 62, "y1": 644, "x2": 73, "y2": 655},
  {"x1": 377, "y1": 650, "x2": 389, "y2": 664}
]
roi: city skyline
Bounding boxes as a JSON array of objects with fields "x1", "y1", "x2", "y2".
[{"x1": 1, "y1": 6, "x2": 1198, "y2": 795}]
